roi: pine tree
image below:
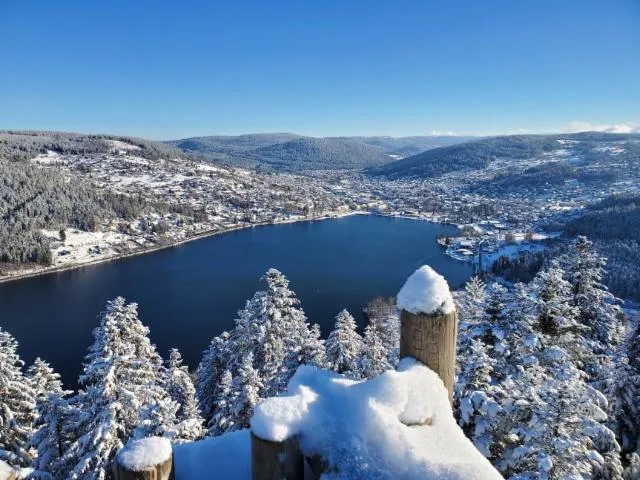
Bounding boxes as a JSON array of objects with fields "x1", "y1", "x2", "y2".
[
  {"x1": 208, "y1": 370, "x2": 234, "y2": 436},
  {"x1": 456, "y1": 339, "x2": 500, "y2": 458},
  {"x1": 563, "y1": 236, "x2": 623, "y2": 350},
  {"x1": 229, "y1": 269, "x2": 318, "y2": 397},
  {"x1": 0, "y1": 327, "x2": 37, "y2": 467},
  {"x1": 623, "y1": 453, "x2": 640, "y2": 480},
  {"x1": 230, "y1": 353, "x2": 262, "y2": 431},
  {"x1": 326, "y1": 309, "x2": 363, "y2": 376},
  {"x1": 30, "y1": 393, "x2": 72, "y2": 478},
  {"x1": 27, "y1": 357, "x2": 70, "y2": 477},
  {"x1": 27, "y1": 358, "x2": 65, "y2": 403},
  {"x1": 60, "y1": 297, "x2": 167, "y2": 478},
  {"x1": 364, "y1": 297, "x2": 400, "y2": 365},
  {"x1": 164, "y1": 348, "x2": 203, "y2": 439},
  {"x1": 195, "y1": 331, "x2": 231, "y2": 425},
  {"x1": 615, "y1": 324, "x2": 640, "y2": 456},
  {"x1": 358, "y1": 323, "x2": 391, "y2": 379},
  {"x1": 297, "y1": 323, "x2": 327, "y2": 369}
]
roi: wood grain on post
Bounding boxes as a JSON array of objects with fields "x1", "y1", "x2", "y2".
[
  {"x1": 251, "y1": 431, "x2": 304, "y2": 480},
  {"x1": 113, "y1": 451, "x2": 174, "y2": 480},
  {"x1": 400, "y1": 308, "x2": 458, "y2": 403}
]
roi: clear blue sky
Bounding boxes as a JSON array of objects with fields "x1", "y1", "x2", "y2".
[{"x1": 0, "y1": 0, "x2": 638, "y2": 139}]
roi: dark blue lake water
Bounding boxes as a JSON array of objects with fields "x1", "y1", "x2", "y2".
[{"x1": 0, "y1": 215, "x2": 471, "y2": 388}]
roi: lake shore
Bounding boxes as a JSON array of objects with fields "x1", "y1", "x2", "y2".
[{"x1": 0, "y1": 211, "x2": 369, "y2": 285}]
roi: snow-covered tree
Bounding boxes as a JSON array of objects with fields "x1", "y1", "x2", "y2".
[
  {"x1": 27, "y1": 358, "x2": 65, "y2": 403},
  {"x1": 456, "y1": 339, "x2": 500, "y2": 457},
  {"x1": 0, "y1": 327, "x2": 36, "y2": 467},
  {"x1": 326, "y1": 309, "x2": 363, "y2": 376},
  {"x1": 297, "y1": 323, "x2": 327, "y2": 369},
  {"x1": 358, "y1": 323, "x2": 391, "y2": 379},
  {"x1": 228, "y1": 269, "x2": 319, "y2": 397},
  {"x1": 208, "y1": 370, "x2": 234, "y2": 436},
  {"x1": 59, "y1": 297, "x2": 167, "y2": 478},
  {"x1": 230, "y1": 353, "x2": 262, "y2": 431},
  {"x1": 364, "y1": 297, "x2": 400, "y2": 365},
  {"x1": 164, "y1": 348, "x2": 203, "y2": 439},
  {"x1": 30, "y1": 393, "x2": 72, "y2": 478},
  {"x1": 562, "y1": 236, "x2": 623, "y2": 350},
  {"x1": 27, "y1": 358, "x2": 71, "y2": 478},
  {"x1": 623, "y1": 453, "x2": 640, "y2": 480},
  {"x1": 614, "y1": 324, "x2": 640, "y2": 457},
  {"x1": 195, "y1": 331, "x2": 231, "y2": 425}
]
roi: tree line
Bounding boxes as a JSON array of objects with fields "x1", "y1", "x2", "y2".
[{"x1": 1, "y1": 238, "x2": 638, "y2": 479}]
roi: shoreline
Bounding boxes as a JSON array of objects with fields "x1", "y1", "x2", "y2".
[{"x1": 0, "y1": 211, "x2": 370, "y2": 286}]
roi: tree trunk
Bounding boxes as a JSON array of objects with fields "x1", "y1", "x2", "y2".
[
  {"x1": 251, "y1": 432, "x2": 304, "y2": 480},
  {"x1": 400, "y1": 308, "x2": 458, "y2": 403}
]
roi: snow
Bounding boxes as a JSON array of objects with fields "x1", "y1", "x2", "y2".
[
  {"x1": 117, "y1": 437, "x2": 172, "y2": 471},
  {"x1": 174, "y1": 430, "x2": 251, "y2": 480},
  {"x1": 251, "y1": 359, "x2": 502, "y2": 479},
  {"x1": 0, "y1": 461, "x2": 14, "y2": 480},
  {"x1": 396, "y1": 265, "x2": 455, "y2": 315}
]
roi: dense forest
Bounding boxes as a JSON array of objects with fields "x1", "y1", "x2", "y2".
[
  {"x1": 0, "y1": 132, "x2": 181, "y2": 268},
  {"x1": 367, "y1": 132, "x2": 640, "y2": 179},
  {"x1": 1, "y1": 240, "x2": 639, "y2": 479},
  {"x1": 167, "y1": 133, "x2": 473, "y2": 171},
  {"x1": 565, "y1": 195, "x2": 640, "y2": 300}
]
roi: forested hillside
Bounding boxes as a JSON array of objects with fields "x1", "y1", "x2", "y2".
[
  {"x1": 367, "y1": 132, "x2": 640, "y2": 179},
  {"x1": 167, "y1": 134, "x2": 473, "y2": 171},
  {"x1": 0, "y1": 132, "x2": 181, "y2": 267},
  {"x1": 0, "y1": 131, "x2": 184, "y2": 162},
  {"x1": 239, "y1": 136, "x2": 393, "y2": 171},
  {"x1": 565, "y1": 194, "x2": 640, "y2": 300}
]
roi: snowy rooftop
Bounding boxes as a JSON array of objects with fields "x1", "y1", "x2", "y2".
[{"x1": 396, "y1": 265, "x2": 455, "y2": 315}]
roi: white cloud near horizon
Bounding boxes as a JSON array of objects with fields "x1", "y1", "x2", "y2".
[{"x1": 561, "y1": 121, "x2": 640, "y2": 134}]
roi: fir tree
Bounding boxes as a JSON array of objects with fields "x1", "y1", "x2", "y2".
[
  {"x1": 27, "y1": 358, "x2": 65, "y2": 403},
  {"x1": 60, "y1": 297, "x2": 167, "y2": 478},
  {"x1": 0, "y1": 327, "x2": 37, "y2": 467},
  {"x1": 208, "y1": 370, "x2": 234, "y2": 436},
  {"x1": 326, "y1": 309, "x2": 363, "y2": 376},
  {"x1": 297, "y1": 323, "x2": 327, "y2": 369},
  {"x1": 614, "y1": 324, "x2": 640, "y2": 456},
  {"x1": 358, "y1": 323, "x2": 391, "y2": 379},
  {"x1": 229, "y1": 268, "x2": 318, "y2": 397},
  {"x1": 195, "y1": 331, "x2": 231, "y2": 425},
  {"x1": 27, "y1": 357, "x2": 70, "y2": 477},
  {"x1": 563, "y1": 236, "x2": 623, "y2": 350},
  {"x1": 164, "y1": 348, "x2": 203, "y2": 438},
  {"x1": 230, "y1": 353, "x2": 262, "y2": 431},
  {"x1": 30, "y1": 393, "x2": 72, "y2": 478}
]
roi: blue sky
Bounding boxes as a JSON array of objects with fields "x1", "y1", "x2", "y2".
[{"x1": 0, "y1": 0, "x2": 638, "y2": 139}]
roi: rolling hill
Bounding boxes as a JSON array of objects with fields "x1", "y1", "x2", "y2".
[
  {"x1": 167, "y1": 134, "x2": 473, "y2": 172},
  {"x1": 365, "y1": 132, "x2": 640, "y2": 179}
]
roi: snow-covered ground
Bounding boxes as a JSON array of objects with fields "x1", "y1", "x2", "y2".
[{"x1": 172, "y1": 360, "x2": 502, "y2": 479}]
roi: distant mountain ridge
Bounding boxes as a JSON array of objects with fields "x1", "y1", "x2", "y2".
[
  {"x1": 366, "y1": 132, "x2": 640, "y2": 179},
  {"x1": 166, "y1": 134, "x2": 474, "y2": 172}
]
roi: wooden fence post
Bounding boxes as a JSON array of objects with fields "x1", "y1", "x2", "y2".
[
  {"x1": 399, "y1": 307, "x2": 458, "y2": 403},
  {"x1": 251, "y1": 431, "x2": 304, "y2": 480},
  {"x1": 114, "y1": 438, "x2": 174, "y2": 480}
]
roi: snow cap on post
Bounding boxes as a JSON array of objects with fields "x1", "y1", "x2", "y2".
[
  {"x1": 397, "y1": 265, "x2": 454, "y2": 315},
  {"x1": 115, "y1": 437, "x2": 173, "y2": 479}
]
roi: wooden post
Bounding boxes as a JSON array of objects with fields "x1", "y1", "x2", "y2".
[
  {"x1": 400, "y1": 308, "x2": 458, "y2": 403},
  {"x1": 113, "y1": 438, "x2": 174, "y2": 480},
  {"x1": 251, "y1": 431, "x2": 304, "y2": 480}
]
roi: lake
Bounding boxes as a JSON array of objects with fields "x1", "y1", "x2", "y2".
[{"x1": 0, "y1": 215, "x2": 472, "y2": 388}]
